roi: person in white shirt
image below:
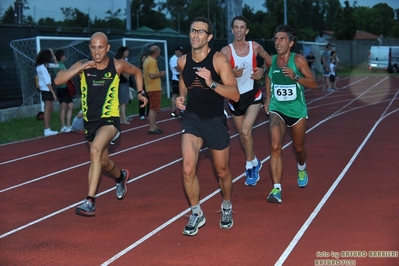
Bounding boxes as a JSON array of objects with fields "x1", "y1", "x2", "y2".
[
  {"x1": 35, "y1": 48, "x2": 59, "y2": 136},
  {"x1": 169, "y1": 46, "x2": 184, "y2": 117}
]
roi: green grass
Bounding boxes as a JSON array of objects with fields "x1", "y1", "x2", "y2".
[{"x1": 0, "y1": 95, "x2": 171, "y2": 145}]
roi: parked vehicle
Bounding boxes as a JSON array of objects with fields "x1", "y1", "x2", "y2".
[{"x1": 368, "y1": 46, "x2": 399, "y2": 73}]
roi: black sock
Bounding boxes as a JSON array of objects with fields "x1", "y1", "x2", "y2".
[
  {"x1": 115, "y1": 171, "x2": 124, "y2": 183},
  {"x1": 86, "y1": 196, "x2": 95, "y2": 203}
]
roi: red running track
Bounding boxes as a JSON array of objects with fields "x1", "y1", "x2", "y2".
[{"x1": 1, "y1": 74, "x2": 398, "y2": 266}]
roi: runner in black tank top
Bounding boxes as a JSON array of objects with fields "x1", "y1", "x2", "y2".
[{"x1": 175, "y1": 17, "x2": 240, "y2": 236}]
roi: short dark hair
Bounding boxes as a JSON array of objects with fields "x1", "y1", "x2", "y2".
[
  {"x1": 273, "y1": 24, "x2": 298, "y2": 50},
  {"x1": 54, "y1": 49, "x2": 65, "y2": 61},
  {"x1": 117, "y1": 46, "x2": 129, "y2": 53},
  {"x1": 190, "y1": 16, "x2": 213, "y2": 34},
  {"x1": 231, "y1": 15, "x2": 248, "y2": 29}
]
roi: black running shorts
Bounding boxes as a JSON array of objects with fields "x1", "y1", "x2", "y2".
[
  {"x1": 84, "y1": 117, "x2": 121, "y2": 143},
  {"x1": 228, "y1": 88, "x2": 263, "y2": 116},
  {"x1": 181, "y1": 112, "x2": 230, "y2": 150}
]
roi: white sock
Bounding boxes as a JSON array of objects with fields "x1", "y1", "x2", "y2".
[
  {"x1": 245, "y1": 161, "x2": 252, "y2": 170},
  {"x1": 251, "y1": 157, "x2": 259, "y2": 167},
  {"x1": 274, "y1": 183, "x2": 282, "y2": 191},
  {"x1": 191, "y1": 204, "x2": 202, "y2": 216},
  {"x1": 222, "y1": 199, "x2": 231, "y2": 210},
  {"x1": 298, "y1": 162, "x2": 306, "y2": 171}
]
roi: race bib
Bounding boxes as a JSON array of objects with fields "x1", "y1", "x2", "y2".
[{"x1": 274, "y1": 84, "x2": 297, "y2": 101}]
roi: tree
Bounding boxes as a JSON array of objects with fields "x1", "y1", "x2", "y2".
[
  {"x1": 105, "y1": 8, "x2": 122, "y2": 20},
  {"x1": 0, "y1": 6, "x2": 15, "y2": 24},
  {"x1": 371, "y1": 3, "x2": 396, "y2": 37},
  {"x1": 334, "y1": 1, "x2": 356, "y2": 39},
  {"x1": 62, "y1": 8, "x2": 90, "y2": 28},
  {"x1": 130, "y1": 0, "x2": 169, "y2": 30}
]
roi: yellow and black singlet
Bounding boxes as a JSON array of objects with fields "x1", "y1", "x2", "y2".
[{"x1": 80, "y1": 58, "x2": 120, "y2": 122}]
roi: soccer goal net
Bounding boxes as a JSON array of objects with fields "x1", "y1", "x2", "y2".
[{"x1": 10, "y1": 36, "x2": 169, "y2": 113}]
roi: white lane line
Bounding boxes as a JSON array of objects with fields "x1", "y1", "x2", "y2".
[
  {"x1": 1, "y1": 77, "x2": 394, "y2": 262},
  {"x1": 274, "y1": 93, "x2": 399, "y2": 266},
  {"x1": 0, "y1": 116, "x2": 176, "y2": 166},
  {"x1": 0, "y1": 132, "x2": 181, "y2": 194},
  {"x1": 102, "y1": 80, "x2": 398, "y2": 265}
]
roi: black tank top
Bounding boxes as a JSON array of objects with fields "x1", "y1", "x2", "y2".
[{"x1": 183, "y1": 49, "x2": 224, "y2": 117}]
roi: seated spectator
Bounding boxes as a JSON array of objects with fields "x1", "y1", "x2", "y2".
[{"x1": 71, "y1": 110, "x2": 83, "y2": 133}]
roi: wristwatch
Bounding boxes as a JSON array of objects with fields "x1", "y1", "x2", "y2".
[
  {"x1": 209, "y1": 81, "x2": 218, "y2": 90},
  {"x1": 294, "y1": 74, "x2": 300, "y2": 81}
]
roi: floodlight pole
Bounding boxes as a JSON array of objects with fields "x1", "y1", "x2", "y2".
[
  {"x1": 284, "y1": 0, "x2": 287, "y2": 24},
  {"x1": 126, "y1": 0, "x2": 131, "y2": 32}
]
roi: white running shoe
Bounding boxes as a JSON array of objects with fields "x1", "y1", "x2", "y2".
[{"x1": 44, "y1": 129, "x2": 58, "y2": 136}]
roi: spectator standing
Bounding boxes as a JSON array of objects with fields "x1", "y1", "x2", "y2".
[
  {"x1": 143, "y1": 45, "x2": 166, "y2": 134},
  {"x1": 169, "y1": 46, "x2": 184, "y2": 117},
  {"x1": 263, "y1": 25, "x2": 317, "y2": 203},
  {"x1": 35, "y1": 48, "x2": 59, "y2": 136},
  {"x1": 175, "y1": 17, "x2": 240, "y2": 236},
  {"x1": 333, "y1": 50, "x2": 339, "y2": 78},
  {"x1": 54, "y1": 32, "x2": 148, "y2": 217},
  {"x1": 115, "y1": 46, "x2": 131, "y2": 125},
  {"x1": 54, "y1": 49, "x2": 74, "y2": 133},
  {"x1": 220, "y1": 15, "x2": 271, "y2": 186},
  {"x1": 138, "y1": 54, "x2": 150, "y2": 120},
  {"x1": 306, "y1": 51, "x2": 316, "y2": 80},
  {"x1": 329, "y1": 51, "x2": 337, "y2": 90},
  {"x1": 322, "y1": 43, "x2": 333, "y2": 91}
]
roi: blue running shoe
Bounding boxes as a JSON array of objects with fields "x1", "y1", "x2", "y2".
[
  {"x1": 267, "y1": 188, "x2": 282, "y2": 203},
  {"x1": 245, "y1": 159, "x2": 262, "y2": 186},
  {"x1": 297, "y1": 169, "x2": 308, "y2": 188},
  {"x1": 252, "y1": 159, "x2": 262, "y2": 184},
  {"x1": 244, "y1": 168, "x2": 254, "y2": 186}
]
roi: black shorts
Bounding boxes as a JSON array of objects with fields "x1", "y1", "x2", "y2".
[
  {"x1": 329, "y1": 74, "x2": 335, "y2": 83},
  {"x1": 84, "y1": 117, "x2": 121, "y2": 143},
  {"x1": 228, "y1": 87, "x2": 263, "y2": 116},
  {"x1": 181, "y1": 112, "x2": 230, "y2": 150},
  {"x1": 171, "y1": 80, "x2": 179, "y2": 95},
  {"x1": 57, "y1": 87, "x2": 73, "y2": 104},
  {"x1": 270, "y1": 110, "x2": 307, "y2": 127},
  {"x1": 41, "y1": 91, "x2": 54, "y2": 101}
]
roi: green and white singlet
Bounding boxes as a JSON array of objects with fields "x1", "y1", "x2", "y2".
[{"x1": 268, "y1": 53, "x2": 308, "y2": 119}]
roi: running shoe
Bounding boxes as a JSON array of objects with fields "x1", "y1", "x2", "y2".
[
  {"x1": 182, "y1": 213, "x2": 206, "y2": 236},
  {"x1": 170, "y1": 111, "x2": 177, "y2": 117},
  {"x1": 116, "y1": 169, "x2": 130, "y2": 200},
  {"x1": 267, "y1": 188, "x2": 282, "y2": 203},
  {"x1": 297, "y1": 169, "x2": 308, "y2": 188},
  {"x1": 219, "y1": 205, "x2": 234, "y2": 229},
  {"x1": 251, "y1": 159, "x2": 262, "y2": 186},
  {"x1": 245, "y1": 159, "x2": 262, "y2": 186},
  {"x1": 75, "y1": 199, "x2": 96, "y2": 217},
  {"x1": 244, "y1": 167, "x2": 254, "y2": 186}
]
